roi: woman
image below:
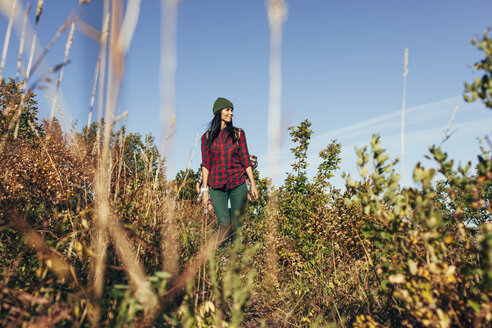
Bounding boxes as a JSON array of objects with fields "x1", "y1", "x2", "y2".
[{"x1": 200, "y1": 97, "x2": 259, "y2": 244}]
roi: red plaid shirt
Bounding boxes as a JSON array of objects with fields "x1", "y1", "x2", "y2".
[{"x1": 201, "y1": 128, "x2": 252, "y2": 190}]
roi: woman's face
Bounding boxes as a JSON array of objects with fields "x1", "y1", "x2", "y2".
[{"x1": 221, "y1": 107, "x2": 234, "y2": 123}]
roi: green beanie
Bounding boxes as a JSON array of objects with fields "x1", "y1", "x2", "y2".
[{"x1": 212, "y1": 97, "x2": 234, "y2": 114}]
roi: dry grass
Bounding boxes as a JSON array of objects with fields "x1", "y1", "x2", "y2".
[{"x1": 1, "y1": 2, "x2": 491, "y2": 328}]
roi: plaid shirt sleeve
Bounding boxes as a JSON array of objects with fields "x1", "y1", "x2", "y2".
[
  {"x1": 237, "y1": 129, "x2": 252, "y2": 169},
  {"x1": 201, "y1": 133, "x2": 211, "y2": 170}
]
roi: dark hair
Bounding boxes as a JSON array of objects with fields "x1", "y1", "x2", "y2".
[{"x1": 206, "y1": 110, "x2": 237, "y2": 149}]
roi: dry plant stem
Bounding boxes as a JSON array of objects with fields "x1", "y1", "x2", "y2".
[
  {"x1": 266, "y1": 0, "x2": 287, "y2": 182},
  {"x1": 146, "y1": 165, "x2": 154, "y2": 215},
  {"x1": 356, "y1": 232, "x2": 373, "y2": 267},
  {"x1": 90, "y1": 2, "x2": 112, "y2": 324},
  {"x1": 196, "y1": 211, "x2": 209, "y2": 306},
  {"x1": 0, "y1": 0, "x2": 18, "y2": 81},
  {"x1": 108, "y1": 219, "x2": 157, "y2": 313},
  {"x1": 442, "y1": 104, "x2": 460, "y2": 144},
  {"x1": 6, "y1": 207, "x2": 80, "y2": 285},
  {"x1": 195, "y1": 234, "x2": 203, "y2": 306},
  {"x1": 264, "y1": 188, "x2": 280, "y2": 287},
  {"x1": 400, "y1": 48, "x2": 409, "y2": 185},
  {"x1": 26, "y1": 120, "x2": 74, "y2": 214},
  {"x1": 16, "y1": 1, "x2": 30, "y2": 80},
  {"x1": 113, "y1": 128, "x2": 125, "y2": 203},
  {"x1": 152, "y1": 155, "x2": 165, "y2": 196},
  {"x1": 140, "y1": 230, "x2": 228, "y2": 328},
  {"x1": 49, "y1": 22, "x2": 76, "y2": 125},
  {"x1": 29, "y1": 309, "x2": 71, "y2": 328},
  {"x1": 34, "y1": 0, "x2": 44, "y2": 28},
  {"x1": 332, "y1": 297, "x2": 345, "y2": 328},
  {"x1": 26, "y1": 0, "x2": 44, "y2": 79},
  {"x1": 94, "y1": 12, "x2": 110, "y2": 145},
  {"x1": 117, "y1": 0, "x2": 142, "y2": 54},
  {"x1": 77, "y1": 20, "x2": 102, "y2": 43},
  {"x1": 161, "y1": 135, "x2": 199, "y2": 277},
  {"x1": 1, "y1": 249, "x2": 25, "y2": 285},
  {"x1": 110, "y1": 0, "x2": 125, "y2": 77},
  {"x1": 265, "y1": 0, "x2": 286, "y2": 299},
  {"x1": 161, "y1": 196, "x2": 179, "y2": 277},
  {"x1": 29, "y1": 5, "x2": 83, "y2": 78},
  {"x1": 159, "y1": 0, "x2": 179, "y2": 154},
  {"x1": 26, "y1": 25, "x2": 36, "y2": 77},
  {"x1": 92, "y1": 0, "x2": 142, "y2": 324},
  {"x1": 86, "y1": 47, "x2": 101, "y2": 134}
]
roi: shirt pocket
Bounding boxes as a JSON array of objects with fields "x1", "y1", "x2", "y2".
[{"x1": 211, "y1": 141, "x2": 221, "y2": 154}]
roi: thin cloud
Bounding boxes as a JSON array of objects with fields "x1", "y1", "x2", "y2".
[
  {"x1": 310, "y1": 97, "x2": 461, "y2": 150},
  {"x1": 263, "y1": 96, "x2": 491, "y2": 187}
]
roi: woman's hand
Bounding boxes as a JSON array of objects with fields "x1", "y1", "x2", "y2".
[
  {"x1": 202, "y1": 191, "x2": 214, "y2": 213},
  {"x1": 250, "y1": 183, "x2": 259, "y2": 201},
  {"x1": 207, "y1": 203, "x2": 214, "y2": 214},
  {"x1": 245, "y1": 166, "x2": 259, "y2": 201}
]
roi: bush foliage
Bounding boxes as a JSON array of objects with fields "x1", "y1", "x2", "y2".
[{"x1": 1, "y1": 30, "x2": 492, "y2": 328}]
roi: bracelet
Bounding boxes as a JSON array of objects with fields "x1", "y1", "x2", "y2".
[{"x1": 200, "y1": 187, "x2": 209, "y2": 192}]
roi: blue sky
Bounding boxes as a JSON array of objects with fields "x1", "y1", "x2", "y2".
[{"x1": 1, "y1": 0, "x2": 492, "y2": 187}]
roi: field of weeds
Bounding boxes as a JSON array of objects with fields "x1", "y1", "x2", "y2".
[{"x1": 1, "y1": 1, "x2": 492, "y2": 327}]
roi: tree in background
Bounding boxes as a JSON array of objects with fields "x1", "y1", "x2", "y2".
[
  {"x1": 279, "y1": 119, "x2": 341, "y2": 242},
  {"x1": 175, "y1": 168, "x2": 198, "y2": 200},
  {"x1": 464, "y1": 29, "x2": 492, "y2": 109},
  {"x1": 0, "y1": 78, "x2": 44, "y2": 143}
]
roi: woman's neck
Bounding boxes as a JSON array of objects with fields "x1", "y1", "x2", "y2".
[{"x1": 220, "y1": 121, "x2": 227, "y2": 130}]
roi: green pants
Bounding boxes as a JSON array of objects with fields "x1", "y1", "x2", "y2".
[{"x1": 209, "y1": 183, "x2": 247, "y2": 243}]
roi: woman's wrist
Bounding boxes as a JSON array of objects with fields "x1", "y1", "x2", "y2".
[{"x1": 201, "y1": 186, "x2": 209, "y2": 192}]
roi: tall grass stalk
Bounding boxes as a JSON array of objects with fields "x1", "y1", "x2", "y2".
[
  {"x1": 7, "y1": 208, "x2": 77, "y2": 283},
  {"x1": 159, "y1": 0, "x2": 178, "y2": 155},
  {"x1": 161, "y1": 196, "x2": 179, "y2": 277},
  {"x1": 28, "y1": 11, "x2": 81, "y2": 81},
  {"x1": 90, "y1": 1, "x2": 111, "y2": 318},
  {"x1": 264, "y1": 189, "x2": 280, "y2": 287},
  {"x1": 25, "y1": 0, "x2": 43, "y2": 79},
  {"x1": 109, "y1": 217, "x2": 157, "y2": 313},
  {"x1": 113, "y1": 115, "x2": 126, "y2": 204},
  {"x1": 142, "y1": 230, "x2": 227, "y2": 327},
  {"x1": 94, "y1": 11, "x2": 110, "y2": 148},
  {"x1": 155, "y1": 0, "x2": 180, "y2": 295},
  {"x1": 266, "y1": 0, "x2": 287, "y2": 290},
  {"x1": 117, "y1": 0, "x2": 142, "y2": 54},
  {"x1": 162, "y1": 134, "x2": 200, "y2": 278},
  {"x1": 0, "y1": 0, "x2": 18, "y2": 81},
  {"x1": 75, "y1": 19, "x2": 104, "y2": 130},
  {"x1": 92, "y1": 0, "x2": 145, "y2": 324},
  {"x1": 16, "y1": 1, "x2": 30, "y2": 80},
  {"x1": 84, "y1": 19, "x2": 103, "y2": 134},
  {"x1": 442, "y1": 104, "x2": 459, "y2": 144},
  {"x1": 196, "y1": 210, "x2": 208, "y2": 306},
  {"x1": 266, "y1": 0, "x2": 287, "y2": 184},
  {"x1": 400, "y1": 47, "x2": 409, "y2": 185},
  {"x1": 49, "y1": 22, "x2": 75, "y2": 125}
]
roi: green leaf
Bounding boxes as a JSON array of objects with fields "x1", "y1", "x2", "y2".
[
  {"x1": 408, "y1": 259, "x2": 418, "y2": 275},
  {"x1": 154, "y1": 271, "x2": 172, "y2": 279},
  {"x1": 468, "y1": 300, "x2": 481, "y2": 313},
  {"x1": 114, "y1": 284, "x2": 129, "y2": 289}
]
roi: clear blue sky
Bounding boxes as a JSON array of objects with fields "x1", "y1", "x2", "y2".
[{"x1": 1, "y1": 0, "x2": 492, "y2": 187}]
